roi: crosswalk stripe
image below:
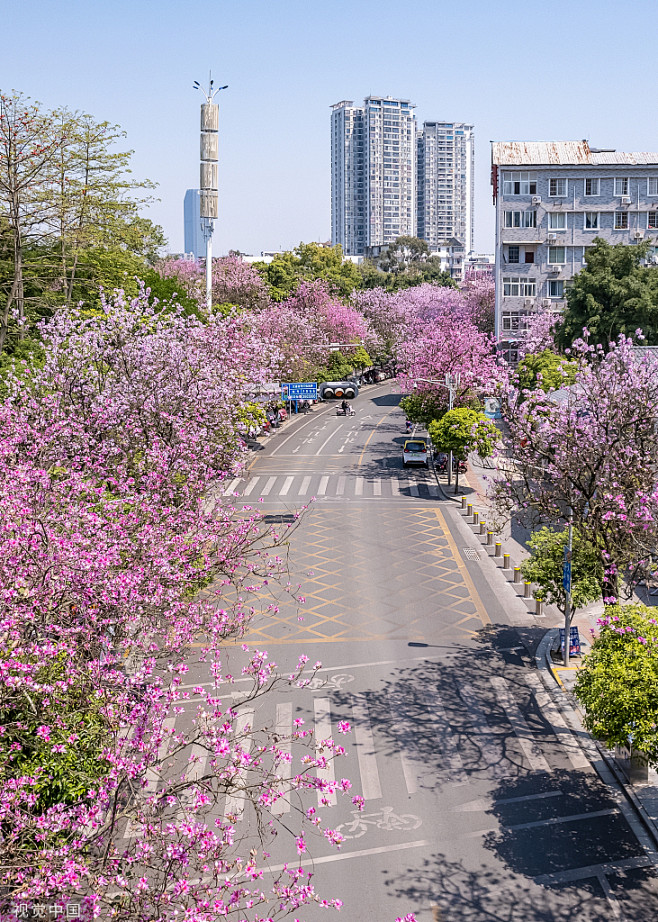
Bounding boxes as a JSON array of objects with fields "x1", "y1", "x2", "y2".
[
  {"x1": 460, "y1": 684, "x2": 510, "y2": 779},
  {"x1": 124, "y1": 717, "x2": 177, "y2": 838},
  {"x1": 223, "y1": 478, "x2": 241, "y2": 496},
  {"x1": 336, "y1": 476, "x2": 346, "y2": 496},
  {"x1": 314, "y1": 698, "x2": 337, "y2": 807},
  {"x1": 416, "y1": 688, "x2": 463, "y2": 772},
  {"x1": 352, "y1": 696, "x2": 382, "y2": 801},
  {"x1": 272, "y1": 703, "x2": 292, "y2": 815},
  {"x1": 354, "y1": 478, "x2": 363, "y2": 496},
  {"x1": 318, "y1": 476, "x2": 329, "y2": 496},
  {"x1": 427, "y1": 483, "x2": 439, "y2": 497},
  {"x1": 387, "y1": 692, "x2": 418, "y2": 794},
  {"x1": 525, "y1": 674, "x2": 591, "y2": 770},
  {"x1": 224, "y1": 708, "x2": 255, "y2": 821},
  {"x1": 299, "y1": 475, "x2": 312, "y2": 495},
  {"x1": 243, "y1": 477, "x2": 260, "y2": 496},
  {"x1": 490, "y1": 677, "x2": 550, "y2": 773},
  {"x1": 279, "y1": 476, "x2": 294, "y2": 497},
  {"x1": 261, "y1": 477, "x2": 277, "y2": 496},
  {"x1": 409, "y1": 481, "x2": 420, "y2": 497},
  {"x1": 390, "y1": 477, "x2": 400, "y2": 496},
  {"x1": 373, "y1": 478, "x2": 382, "y2": 496}
]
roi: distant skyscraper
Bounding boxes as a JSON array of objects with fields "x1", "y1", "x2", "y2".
[
  {"x1": 183, "y1": 189, "x2": 204, "y2": 258},
  {"x1": 416, "y1": 122, "x2": 475, "y2": 252},
  {"x1": 331, "y1": 96, "x2": 416, "y2": 255},
  {"x1": 331, "y1": 100, "x2": 474, "y2": 255}
]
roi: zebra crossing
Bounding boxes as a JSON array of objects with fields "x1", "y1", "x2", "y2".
[
  {"x1": 119, "y1": 671, "x2": 593, "y2": 839},
  {"x1": 220, "y1": 472, "x2": 440, "y2": 501}
]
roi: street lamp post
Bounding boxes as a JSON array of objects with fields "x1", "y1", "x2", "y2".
[{"x1": 412, "y1": 374, "x2": 461, "y2": 489}]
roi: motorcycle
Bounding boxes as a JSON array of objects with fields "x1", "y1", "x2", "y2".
[{"x1": 336, "y1": 405, "x2": 355, "y2": 417}]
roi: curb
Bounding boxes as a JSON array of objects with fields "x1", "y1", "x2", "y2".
[{"x1": 538, "y1": 628, "x2": 658, "y2": 852}]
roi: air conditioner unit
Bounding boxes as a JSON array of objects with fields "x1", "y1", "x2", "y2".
[
  {"x1": 542, "y1": 299, "x2": 552, "y2": 308},
  {"x1": 524, "y1": 299, "x2": 533, "y2": 307},
  {"x1": 548, "y1": 266, "x2": 561, "y2": 274},
  {"x1": 621, "y1": 196, "x2": 632, "y2": 204},
  {"x1": 547, "y1": 233, "x2": 557, "y2": 241},
  {"x1": 531, "y1": 195, "x2": 542, "y2": 205},
  {"x1": 634, "y1": 230, "x2": 644, "y2": 239}
]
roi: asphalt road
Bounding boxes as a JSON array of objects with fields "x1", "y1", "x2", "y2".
[{"x1": 136, "y1": 384, "x2": 658, "y2": 921}]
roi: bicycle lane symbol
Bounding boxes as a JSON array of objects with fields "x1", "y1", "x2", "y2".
[{"x1": 334, "y1": 806, "x2": 422, "y2": 840}]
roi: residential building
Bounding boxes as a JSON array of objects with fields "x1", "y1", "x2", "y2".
[
  {"x1": 417, "y1": 122, "x2": 474, "y2": 252},
  {"x1": 183, "y1": 189, "x2": 205, "y2": 259},
  {"x1": 332, "y1": 96, "x2": 416, "y2": 255},
  {"x1": 491, "y1": 140, "x2": 658, "y2": 362}
]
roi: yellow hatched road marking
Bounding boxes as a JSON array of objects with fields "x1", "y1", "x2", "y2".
[{"x1": 433, "y1": 507, "x2": 491, "y2": 626}]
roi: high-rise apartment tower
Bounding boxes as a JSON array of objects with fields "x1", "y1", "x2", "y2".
[
  {"x1": 417, "y1": 122, "x2": 474, "y2": 252},
  {"x1": 331, "y1": 96, "x2": 417, "y2": 255}
]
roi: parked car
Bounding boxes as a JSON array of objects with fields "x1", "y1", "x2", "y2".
[{"x1": 402, "y1": 439, "x2": 429, "y2": 467}]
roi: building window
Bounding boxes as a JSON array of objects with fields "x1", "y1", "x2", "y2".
[
  {"x1": 585, "y1": 178, "x2": 600, "y2": 196},
  {"x1": 524, "y1": 249, "x2": 535, "y2": 264},
  {"x1": 584, "y1": 212, "x2": 599, "y2": 230},
  {"x1": 549, "y1": 178, "x2": 567, "y2": 196},
  {"x1": 614, "y1": 211, "x2": 629, "y2": 229},
  {"x1": 548, "y1": 246, "x2": 566, "y2": 264},
  {"x1": 614, "y1": 177, "x2": 629, "y2": 196},
  {"x1": 503, "y1": 277, "x2": 536, "y2": 297},
  {"x1": 502, "y1": 172, "x2": 538, "y2": 195},
  {"x1": 548, "y1": 280, "x2": 564, "y2": 298},
  {"x1": 648, "y1": 178, "x2": 658, "y2": 196},
  {"x1": 508, "y1": 246, "x2": 520, "y2": 264},
  {"x1": 504, "y1": 210, "x2": 537, "y2": 228},
  {"x1": 548, "y1": 212, "x2": 567, "y2": 230},
  {"x1": 648, "y1": 212, "x2": 658, "y2": 229}
]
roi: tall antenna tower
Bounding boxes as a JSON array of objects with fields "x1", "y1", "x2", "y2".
[{"x1": 193, "y1": 74, "x2": 228, "y2": 311}]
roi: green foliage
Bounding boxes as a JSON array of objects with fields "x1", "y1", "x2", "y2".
[
  {"x1": 362, "y1": 237, "x2": 459, "y2": 292},
  {"x1": 575, "y1": 604, "x2": 658, "y2": 764},
  {"x1": 350, "y1": 345, "x2": 372, "y2": 370},
  {"x1": 428, "y1": 407, "x2": 498, "y2": 458},
  {"x1": 314, "y1": 350, "x2": 356, "y2": 383},
  {"x1": 255, "y1": 243, "x2": 363, "y2": 301},
  {"x1": 400, "y1": 392, "x2": 447, "y2": 427},
  {"x1": 516, "y1": 349, "x2": 578, "y2": 393},
  {"x1": 520, "y1": 526, "x2": 602, "y2": 613},
  {"x1": 142, "y1": 269, "x2": 206, "y2": 319},
  {"x1": 558, "y1": 238, "x2": 658, "y2": 348}
]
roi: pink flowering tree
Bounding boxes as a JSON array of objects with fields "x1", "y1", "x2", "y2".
[
  {"x1": 156, "y1": 254, "x2": 269, "y2": 312},
  {"x1": 461, "y1": 268, "x2": 495, "y2": 334},
  {"x1": 0, "y1": 289, "x2": 362, "y2": 920},
  {"x1": 519, "y1": 309, "x2": 562, "y2": 357},
  {"x1": 490, "y1": 335, "x2": 658, "y2": 604}
]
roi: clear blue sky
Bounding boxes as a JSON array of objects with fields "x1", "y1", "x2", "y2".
[{"x1": 4, "y1": 0, "x2": 655, "y2": 257}]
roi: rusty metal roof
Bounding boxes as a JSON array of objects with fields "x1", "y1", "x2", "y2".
[{"x1": 491, "y1": 141, "x2": 658, "y2": 167}]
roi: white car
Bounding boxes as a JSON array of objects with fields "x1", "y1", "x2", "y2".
[{"x1": 403, "y1": 439, "x2": 429, "y2": 467}]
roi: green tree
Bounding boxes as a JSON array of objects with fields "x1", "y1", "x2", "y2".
[
  {"x1": 520, "y1": 526, "x2": 602, "y2": 612},
  {"x1": 558, "y1": 238, "x2": 658, "y2": 349},
  {"x1": 516, "y1": 349, "x2": 578, "y2": 393},
  {"x1": 429, "y1": 407, "x2": 498, "y2": 493},
  {"x1": 575, "y1": 604, "x2": 658, "y2": 767},
  {"x1": 400, "y1": 392, "x2": 447, "y2": 428},
  {"x1": 364, "y1": 236, "x2": 458, "y2": 291},
  {"x1": 255, "y1": 242, "x2": 363, "y2": 300}
]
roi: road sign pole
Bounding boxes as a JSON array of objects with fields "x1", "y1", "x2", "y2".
[{"x1": 563, "y1": 513, "x2": 573, "y2": 667}]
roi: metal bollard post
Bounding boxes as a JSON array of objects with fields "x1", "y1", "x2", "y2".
[
  {"x1": 461, "y1": 496, "x2": 467, "y2": 510},
  {"x1": 524, "y1": 581, "x2": 532, "y2": 599},
  {"x1": 535, "y1": 598, "x2": 544, "y2": 617},
  {"x1": 513, "y1": 567, "x2": 522, "y2": 584},
  {"x1": 494, "y1": 542, "x2": 502, "y2": 558},
  {"x1": 466, "y1": 503, "x2": 473, "y2": 519},
  {"x1": 503, "y1": 553, "x2": 510, "y2": 569},
  {"x1": 480, "y1": 522, "x2": 487, "y2": 535},
  {"x1": 473, "y1": 511, "x2": 480, "y2": 526},
  {"x1": 487, "y1": 532, "x2": 494, "y2": 546}
]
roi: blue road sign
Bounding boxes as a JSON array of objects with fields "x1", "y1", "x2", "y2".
[
  {"x1": 562, "y1": 560, "x2": 572, "y2": 592},
  {"x1": 282, "y1": 383, "x2": 318, "y2": 400}
]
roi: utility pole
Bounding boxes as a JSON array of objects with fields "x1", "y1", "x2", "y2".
[
  {"x1": 445, "y1": 372, "x2": 460, "y2": 490},
  {"x1": 563, "y1": 507, "x2": 574, "y2": 667},
  {"x1": 193, "y1": 75, "x2": 228, "y2": 312}
]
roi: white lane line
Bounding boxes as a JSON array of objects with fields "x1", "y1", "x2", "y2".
[
  {"x1": 508, "y1": 808, "x2": 616, "y2": 831},
  {"x1": 272, "y1": 702, "x2": 292, "y2": 816},
  {"x1": 390, "y1": 477, "x2": 400, "y2": 497},
  {"x1": 224, "y1": 708, "x2": 255, "y2": 821},
  {"x1": 354, "y1": 478, "x2": 363, "y2": 497},
  {"x1": 270, "y1": 410, "x2": 331, "y2": 456},
  {"x1": 373, "y1": 478, "x2": 382, "y2": 497},
  {"x1": 223, "y1": 478, "x2": 241, "y2": 496},
  {"x1": 387, "y1": 692, "x2": 418, "y2": 794},
  {"x1": 174, "y1": 742, "x2": 211, "y2": 825},
  {"x1": 525, "y1": 674, "x2": 591, "y2": 770},
  {"x1": 427, "y1": 483, "x2": 439, "y2": 496},
  {"x1": 336, "y1": 476, "x2": 346, "y2": 496},
  {"x1": 279, "y1": 476, "x2": 294, "y2": 497},
  {"x1": 316, "y1": 429, "x2": 339, "y2": 456},
  {"x1": 243, "y1": 477, "x2": 260, "y2": 497},
  {"x1": 318, "y1": 475, "x2": 330, "y2": 496},
  {"x1": 124, "y1": 717, "x2": 176, "y2": 838},
  {"x1": 314, "y1": 698, "x2": 337, "y2": 807},
  {"x1": 264, "y1": 839, "x2": 429, "y2": 874},
  {"x1": 352, "y1": 696, "x2": 382, "y2": 801},
  {"x1": 490, "y1": 677, "x2": 550, "y2": 773},
  {"x1": 598, "y1": 874, "x2": 623, "y2": 920},
  {"x1": 409, "y1": 480, "x2": 420, "y2": 497},
  {"x1": 298, "y1": 475, "x2": 312, "y2": 495},
  {"x1": 416, "y1": 688, "x2": 463, "y2": 773},
  {"x1": 260, "y1": 477, "x2": 277, "y2": 496}
]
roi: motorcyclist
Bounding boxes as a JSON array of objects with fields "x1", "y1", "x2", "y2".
[
  {"x1": 405, "y1": 419, "x2": 413, "y2": 434},
  {"x1": 341, "y1": 399, "x2": 349, "y2": 415}
]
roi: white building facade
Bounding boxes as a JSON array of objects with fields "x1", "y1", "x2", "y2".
[
  {"x1": 417, "y1": 122, "x2": 474, "y2": 252},
  {"x1": 491, "y1": 141, "x2": 658, "y2": 361}
]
